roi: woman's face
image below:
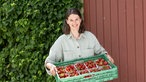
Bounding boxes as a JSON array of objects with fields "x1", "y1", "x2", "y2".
[{"x1": 66, "y1": 14, "x2": 81, "y2": 32}]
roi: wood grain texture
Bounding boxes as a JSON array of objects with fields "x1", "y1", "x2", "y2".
[{"x1": 84, "y1": 0, "x2": 146, "y2": 82}]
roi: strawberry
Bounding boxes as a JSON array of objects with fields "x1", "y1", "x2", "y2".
[{"x1": 103, "y1": 61, "x2": 108, "y2": 65}]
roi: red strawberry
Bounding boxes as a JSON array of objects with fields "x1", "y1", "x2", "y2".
[{"x1": 103, "y1": 61, "x2": 108, "y2": 65}]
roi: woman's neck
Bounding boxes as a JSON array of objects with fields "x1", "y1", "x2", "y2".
[{"x1": 71, "y1": 31, "x2": 80, "y2": 39}]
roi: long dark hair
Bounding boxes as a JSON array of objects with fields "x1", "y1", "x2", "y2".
[{"x1": 62, "y1": 8, "x2": 86, "y2": 34}]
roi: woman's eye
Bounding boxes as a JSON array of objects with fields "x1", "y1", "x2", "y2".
[{"x1": 70, "y1": 20, "x2": 73, "y2": 22}]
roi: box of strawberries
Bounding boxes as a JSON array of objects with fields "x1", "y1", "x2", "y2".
[{"x1": 54, "y1": 54, "x2": 118, "y2": 82}]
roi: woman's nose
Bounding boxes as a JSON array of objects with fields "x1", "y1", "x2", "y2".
[{"x1": 73, "y1": 21, "x2": 77, "y2": 24}]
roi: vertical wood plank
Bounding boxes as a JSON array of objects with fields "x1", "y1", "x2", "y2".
[
  {"x1": 103, "y1": 0, "x2": 112, "y2": 54},
  {"x1": 89, "y1": 0, "x2": 97, "y2": 36},
  {"x1": 96, "y1": 0, "x2": 104, "y2": 45},
  {"x1": 144, "y1": 0, "x2": 146, "y2": 82},
  {"x1": 84, "y1": 0, "x2": 90, "y2": 31},
  {"x1": 126, "y1": 0, "x2": 136, "y2": 82},
  {"x1": 118, "y1": 0, "x2": 128, "y2": 82},
  {"x1": 110, "y1": 0, "x2": 120, "y2": 82},
  {"x1": 134, "y1": 0, "x2": 145, "y2": 82}
]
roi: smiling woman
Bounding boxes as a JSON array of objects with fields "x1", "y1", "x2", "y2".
[
  {"x1": 63, "y1": 8, "x2": 85, "y2": 35},
  {"x1": 66, "y1": 14, "x2": 81, "y2": 39},
  {"x1": 44, "y1": 8, "x2": 114, "y2": 76}
]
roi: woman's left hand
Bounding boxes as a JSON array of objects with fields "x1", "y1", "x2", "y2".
[{"x1": 106, "y1": 54, "x2": 114, "y2": 63}]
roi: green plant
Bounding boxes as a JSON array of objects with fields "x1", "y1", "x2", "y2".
[{"x1": 0, "y1": 0, "x2": 82, "y2": 82}]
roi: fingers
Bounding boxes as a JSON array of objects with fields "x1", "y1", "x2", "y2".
[
  {"x1": 110, "y1": 57, "x2": 114, "y2": 63},
  {"x1": 50, "y1": 65, "x2": 57, "y2": 76},
  {"x1": 107, "y1": 54, "x2": 114, "y2": 63},
  {"x1": 46, "y1": 63, "x2": 57, "y2": 76},
  {"x1": 50, "y1": 66, "x2": 57, "y2": 76}
]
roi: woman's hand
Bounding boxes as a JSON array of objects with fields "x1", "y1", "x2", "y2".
[
  {"x1": 106, "y1": 54, "x2": 114, "y2": 63},
  {"x1": 46, "y1": 63, "x2": 57, "y2": 76}
]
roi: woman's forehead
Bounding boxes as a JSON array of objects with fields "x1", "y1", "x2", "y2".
[{"x1": 68, "y1": 14, "x2": 80, "y2": 19}]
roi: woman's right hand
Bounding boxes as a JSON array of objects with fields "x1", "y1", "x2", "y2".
[{"x1": 46, "y1": 63, "x2": 57, "y2": 76}]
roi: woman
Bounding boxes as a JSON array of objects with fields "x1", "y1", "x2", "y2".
[{"x1": 45, "y1": 8, "x2": 114, "y2": 76}]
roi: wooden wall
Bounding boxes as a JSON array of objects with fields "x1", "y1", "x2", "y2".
[{"x1": 84, "y1": 0, "x2": 146, "y2": 82}]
